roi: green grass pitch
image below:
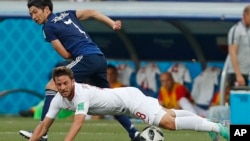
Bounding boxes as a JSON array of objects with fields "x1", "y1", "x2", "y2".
[{"x1": 0, "y1": 116, "x2": 227, "y2": 141}]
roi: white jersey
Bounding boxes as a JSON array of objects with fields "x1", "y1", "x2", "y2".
[
  {"x1": 167, "y1": 63, "x2": 192, "y2": 84},
  {"x1": 191, "y1": 67, "x2": 221, "y2": 106},
  {"x1": 136, "y1": 63, "x2": 161, "y2": 92},
  {"x1": 117, "y1": 64, "x2": 134, "y2": 86},
  {"x1": 46, "y1": 83, "x2": 166, "y2": 125}
]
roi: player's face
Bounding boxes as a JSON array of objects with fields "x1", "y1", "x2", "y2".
[
  {"x1": 243, "y1": 11, "x2": 250, "y2": 27},
  {"x1": 160, "y1": 74, "x2": 174, "y2": 90},
  {"x1": 54, "y1": 75, "x2": 74, "y2": 99},
  {"x1": 107, "y1": 68, "x2": 118, "y2": 84},
  {"x1": 244, "y1": 12, "x2": 250, "y2": 26},
  {"x1": 28, "y1": 6, "x2": 49, "y2": 24}
]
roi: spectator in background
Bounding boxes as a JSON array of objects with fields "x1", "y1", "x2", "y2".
[
  {"x1": 107, "y1": 64, "x2": 127, "y2": 88},
  {"x1": 227, "y1": 4, "x2": 250, "y2": 89},
  {"x1": 158, "y1": 72, "x2": 197, "y2": 114},
  {"x1": 158, "y1": 71, "x2": 228, "y2": 119}
]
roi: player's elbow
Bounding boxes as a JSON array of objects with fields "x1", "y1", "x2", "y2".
[
  {"x1": 85, "y1": 9, "x2": 99, "y2": 17},
  {"x1": 62, "y1": 53, "x2": 72, "y2": 59}
]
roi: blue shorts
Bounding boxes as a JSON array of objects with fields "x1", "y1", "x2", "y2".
[{"x1": 66, "y1": 54, "x2": 109, "y2": 88}]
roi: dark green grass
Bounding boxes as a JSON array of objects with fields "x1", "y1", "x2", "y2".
[{"x1": 0, "y1": 116, "x2": 227, "y2": 141}]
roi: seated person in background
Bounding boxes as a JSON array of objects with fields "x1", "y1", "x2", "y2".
[
  {"x1": 107, "y1": 64, "x2": 127, "y2": 88},
  {"x1": 158, "y1": 72, "x2": 197, "y2": 114}
]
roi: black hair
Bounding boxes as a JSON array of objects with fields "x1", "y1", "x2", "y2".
[
  {"x1": 107, "y1": 64, "x2": 119, "y2": 76},
  {"x1": 107, "y1": 64, "x2": 118, "y2": 72},
  {"x1": 107, "y1": 64, "x2": 117, "y2": 70},
  {"x1": 27, "y1": 0, "x2": 53, "y2": 12}
]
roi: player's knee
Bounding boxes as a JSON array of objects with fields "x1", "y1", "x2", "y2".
[
  {"x1": 45, "y1": 79, "x2": 57, "y2": 90},
  {"x1": 166, "y1": 109, "x2": 176, "y2": 117},
  {"x1": 159, "y1": 114, "x2": 176, "y2": 130}
]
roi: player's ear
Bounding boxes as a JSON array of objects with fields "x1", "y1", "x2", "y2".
[{"x1": 44, "y1": 6, "x2": 51, "y2": 13}]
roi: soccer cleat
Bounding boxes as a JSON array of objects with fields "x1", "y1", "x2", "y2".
[
  {"x1": 208, "y1": 131, "x2": 219, "y2": 141},
  {"x1": 207, "y1": 119, "x2": 219, "y2": 141},
  {"x1": 131, "y1": 131, "x2": 140, "y2": 141},
  {"x1": 218, "y1": 123, "x2": 230, "y2": 141},
  {"x1": 19, "y1": 130, "x2": 48, "y2": 141}
]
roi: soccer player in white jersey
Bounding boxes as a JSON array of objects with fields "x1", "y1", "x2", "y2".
[{"x1": 26, "y1": 66, "x2": 229, "y2": 141}]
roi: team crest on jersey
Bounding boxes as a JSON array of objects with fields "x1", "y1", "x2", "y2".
[{"x1": 77, "y1": 102, "x2": 84, "y2": 111}]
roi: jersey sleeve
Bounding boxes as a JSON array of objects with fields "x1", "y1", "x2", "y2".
[
  {"x1": 68, "y1": 10, "x2": 77, "y2": 17},
  {"x1": 228, "y1": 24, "x2": 240, "y2": 46},
  {"x1": 74, "y1": 101, "x2": 89, "y2": 115},
  {"x1": 43, "y1": 25, "x2": 57, "y2": 42},
  {"x1": 73, "y1": 90, "x2": 90, "y2": 115}
]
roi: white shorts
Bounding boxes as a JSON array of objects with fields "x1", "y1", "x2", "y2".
[{"x1": 126, "y1": 88, "x2": 166, "y2": 126}]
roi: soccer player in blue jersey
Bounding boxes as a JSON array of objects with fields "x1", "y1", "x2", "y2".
[{"x1": 19, "y1": 0, "x2": 140, "y2": 141}]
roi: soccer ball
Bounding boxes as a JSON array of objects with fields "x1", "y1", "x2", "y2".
[{"x1": 140, "y1": 126, "x2": 164, "y2": 141}]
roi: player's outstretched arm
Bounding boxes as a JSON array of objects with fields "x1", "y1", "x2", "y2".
[
  {"x1": 51, "y1": 39, "x2": 72, "y2": 59},
  {"x1": 64, "y1": 114, "x2": 85, "y2": 141},
  {"x1": 76, "y1": 9, "x2": 122, "y2": 31},
  {"x1": 29, "y1": 117, "x2": 54, "y2": 141}
]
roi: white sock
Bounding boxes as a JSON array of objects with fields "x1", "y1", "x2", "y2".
[
  {"x1": 175, "y1": 116, "x2": 220, "y2": 132},
  {"x1": 173, "y1": 109, "x2": 197, "y2": 117}
]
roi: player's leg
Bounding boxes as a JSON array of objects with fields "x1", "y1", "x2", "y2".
[
  {"x1": 158, "y1": 109, "x2": 229, "y2": 141},
  {"x1": 161, "y1": 107, "x2": 196, "y2": 117},
  {"x1": 41, "y1": 80, "x2": 58, "y2": 121},
  {"x1": 113, "y1": 115, "x2": 140, "y2": 140}
]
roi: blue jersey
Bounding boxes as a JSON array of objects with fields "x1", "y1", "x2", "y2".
[{"x1": 43, "y1": 10, "x2": 103, "y2": 59}]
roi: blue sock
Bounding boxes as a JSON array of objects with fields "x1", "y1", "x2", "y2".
[
  {"x1": 114, "y1": 115, "x2": 138, "y2": 139},
  {"x1": 41, "y1": 89, "x2": 57, "y2": 121}
]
